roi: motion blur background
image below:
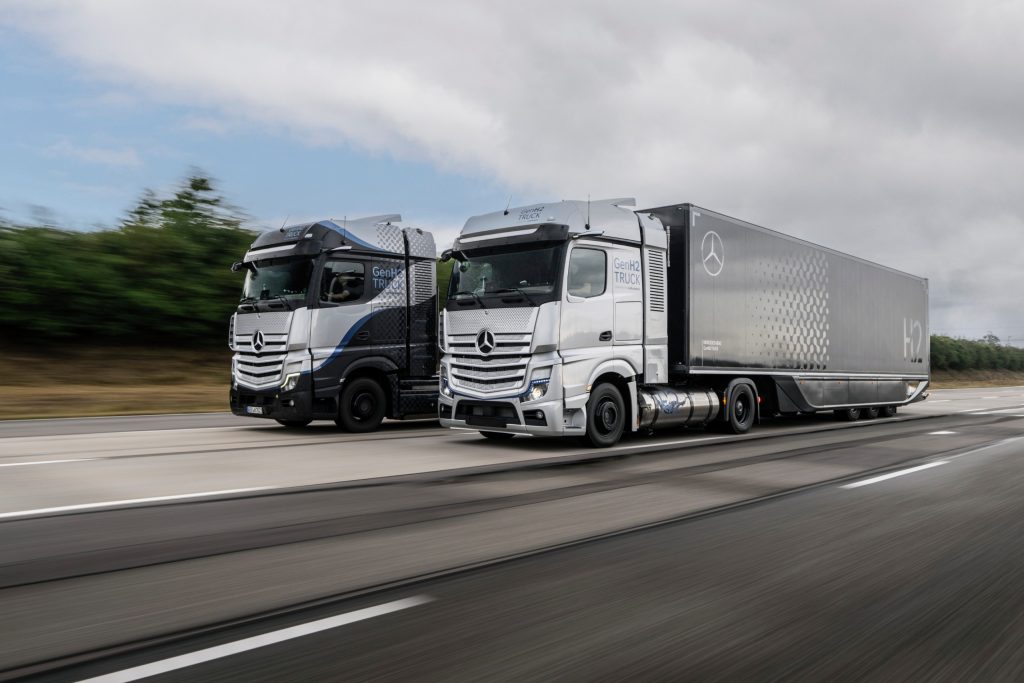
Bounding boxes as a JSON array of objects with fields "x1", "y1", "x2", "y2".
[{"x1": 1, "y1": 1, "x2": 1023, "y2": 418}]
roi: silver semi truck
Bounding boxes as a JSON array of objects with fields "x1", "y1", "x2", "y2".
[
  {"x1": 438, "y1": 199, "x2": 928, "y2": 446},
  {"x1": 229, "y1": 215, "x2": 439, "y2": 430}
]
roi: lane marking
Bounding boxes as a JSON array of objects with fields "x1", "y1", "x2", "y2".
[
  {"x1": 928, "y1": 431, "x2": 957, "y2": 435},
  {"x1": 75, "y1": 595, "x2": 433, "y2": 683},
  {"x1": 926, "y1": 399, "x2": 950, "y2": 403},
  {"x1": 0, "y1": 458, "x2": 92, "y2": 468},
  {"x1": 0, "y1": 487, "x2": 273, "y2": 520},
  {"x1": 840, "y1": 461, "x2": 947, "y2": 489}
]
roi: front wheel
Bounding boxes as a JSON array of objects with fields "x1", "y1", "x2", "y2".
[
  {"x1": 335, "y1": 377, "x2": 387, "y2": 432},
  {"x1": 724, "y1": 383, "x2": 757, "y2": 434},
  {"x1": 582, "y1": 383, "x2": 626, "y2": 448},
  {"x1": 275, "y1": 419, "x2": 312, "y2": 428}
]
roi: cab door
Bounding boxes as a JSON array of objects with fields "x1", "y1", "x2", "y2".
[
  {"x1": 559, "y1": 244, "x2": 614, "y2": 398},
  {"x1": 610, "y1": 245, "x2": 644, "y2": 372},
  {"x1": 309, "y1": 257, "x2": 372, "y2": 393}
]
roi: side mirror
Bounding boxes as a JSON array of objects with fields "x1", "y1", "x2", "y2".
[
  {"x1": 440, "y1": 249, "x2": 453, "y2": 262},
  {"x1": 231, "y1": 261, "x2": 244, "y2": 272}
]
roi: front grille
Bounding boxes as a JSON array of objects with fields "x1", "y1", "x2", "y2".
[
  {"x1": 444, "y1": 309, "x2": 537, "y2": 395},
  {"x1": 233, "y1": 330, "x2": 288, "y2": 388}
]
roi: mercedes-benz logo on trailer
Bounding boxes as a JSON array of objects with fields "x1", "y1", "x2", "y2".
[
  {"x1": 476, "y1": 329, "x2": 495, "y2": 355},
  {"x1": 701, "y1": 230, "x2": 724, "y2": 276},
  {"x1": 252, "y1": 330, "x2": 266, "y2": 352}
]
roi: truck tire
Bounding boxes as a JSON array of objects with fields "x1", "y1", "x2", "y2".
[
  {"x1": 335, "y1": 377, "x2": 386, "y2": 432},
  {"x1": 479, "y1": 431, "x2": 515, "y2": 441},
  {"x1": 834, "y1": 408, "x2": 861, "y2": 421},
  {"x1": 582, "y1": 383, "x2": 626, "y2": 448},
  {"x1": 275, "y1": 419, "x2": 312, "y2": 428},
  {"x1": 724, "y1": 383, "x2": 756, "y2": 434},
  {"x1": 862, "y1": 406, "x2": 880, "y2": 419},
  {"x1": 880, "y1": 405, "x2": 897, "y2": 417}
]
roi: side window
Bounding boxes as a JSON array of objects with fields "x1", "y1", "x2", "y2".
[
  {"x1": 567, "y1": 248, "x2": 606, "y2": 298},
  {"x1": 320, "y1": 260, "x2": 365, "y2": 305}
]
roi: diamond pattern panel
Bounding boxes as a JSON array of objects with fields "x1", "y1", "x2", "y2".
[{"x1": 750, "y1": 249, "x2": 830, "y2": 370}]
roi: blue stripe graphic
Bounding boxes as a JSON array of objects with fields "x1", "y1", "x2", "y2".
[{"x1": 307, "y1": 310, "x2": 380, "y2": 373}]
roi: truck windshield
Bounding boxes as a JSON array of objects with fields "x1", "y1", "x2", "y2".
[
  {"x1": 241, "y1": 257, "x2": 312, "y2": 305},
  {"x1": 448, "y1": 244, "x2": 563, "y2": 306}
]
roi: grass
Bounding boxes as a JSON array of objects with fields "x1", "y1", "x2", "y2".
[
  {"x1": 2, "y1": 345, "x2": 1021, "y2": 419},
  {"x1": 929, "y1": 369, "x2": 1024, "y2": 389},
  {"x1": 0, "y1": 346, "x2": 229, "y2": 419}
]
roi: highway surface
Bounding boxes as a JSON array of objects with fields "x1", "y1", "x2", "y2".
[{"x1": 1, "y1": 386, "x2": 1023, "y2": 681}]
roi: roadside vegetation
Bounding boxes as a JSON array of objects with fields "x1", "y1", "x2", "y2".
[{"x1": 1, "y1": 172, "x2": 1020, "y2": 418}]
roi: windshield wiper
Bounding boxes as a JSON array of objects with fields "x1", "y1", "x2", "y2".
[
  {"x1": 264, "y1": 295, "x2": 295, "y2": 311},
  {"x1": 452, "y1": 291, "x2": 486, "y2": 308},
  {"x1": 492, "y1": 287, "x2": 537, "y2": 306}
]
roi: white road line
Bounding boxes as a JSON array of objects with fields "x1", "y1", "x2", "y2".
[
  {"x1": 75, "y1": 596, "x2": 433, "y2": 683},
  {"x1": 928, "y1": 431, "x2": 957, "y2": 435},
  {"x1": 840, "y1": 461, "x2": 947, "y2": 489},
  {"x1": 0, "y1": 487, "x2": 273, "y2": 520},
  {"x1": 0, "y1": 458, "x2": 92, "y2": 468},
  {"x1": 927, "y1": 399, "x2": 950, "y2": 403}
]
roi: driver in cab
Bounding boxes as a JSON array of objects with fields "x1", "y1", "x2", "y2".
[{"x1": 326, "y1": 270, "x2": 364, "y2": 303}]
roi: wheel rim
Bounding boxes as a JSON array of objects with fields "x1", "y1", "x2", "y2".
[
  {"x1": 596, "y1": 398, "x2": 619, "y2": 434},
  {"x1": 352, "y1": 392, "x2": 375, "y2": 421}
]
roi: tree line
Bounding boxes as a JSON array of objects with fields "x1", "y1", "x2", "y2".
[
  {"x1": 1, "y1": 172, "x2": 1021, "y2": 371},
  {"x1": 930, "y1": 335, "x2": 1024, "y2": 371},
  {"x1": 0, "y1": 175, "x2": 254, "y2": 346}
]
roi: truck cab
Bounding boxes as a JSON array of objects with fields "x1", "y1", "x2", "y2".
[
  {"x1": 230, "y1": 215, "x2": 438, "y2": 430},
  {"x1": 438, "y1": 199, "x2": 667, "y2": 446}
]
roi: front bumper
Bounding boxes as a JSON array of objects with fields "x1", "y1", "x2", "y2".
[
  {"x1": 439, "y1": 394, "x2": 570, "y2": 435},
  {"x1": 230, "y1": 374, "x2": 313, "y2": 421}
]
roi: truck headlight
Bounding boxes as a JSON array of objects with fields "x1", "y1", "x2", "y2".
[
  {"x1": 281, "y1": 373, "x2": 300, "y2": 393},
  {"x1": 524, "y1": 381, "x2": 549, "y2": 402},
  {"x1": 440, "y1": 366, "x2": 454, "y2": 398}
]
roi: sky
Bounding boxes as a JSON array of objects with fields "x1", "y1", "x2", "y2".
[{"x1": 1, "y1": 1, "x2": 1022, "y2": 341}]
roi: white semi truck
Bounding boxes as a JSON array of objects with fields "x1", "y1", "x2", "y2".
[
  {"x1": 229, "y1": 215, "x2": 439, "y2": 430},
  {"x1": 438, "y1": 199, "x2": 929, "y2": 447}
]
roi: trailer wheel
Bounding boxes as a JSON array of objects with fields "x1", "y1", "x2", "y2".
[
  {"x1": 335, "y1": 377, "x2": 386, "y2": 432},
  {"x1": 725, "y1": 383, "x2": 757, "y2": 434},
  {"x1": 880, "y1": 405, "x2": 897, "y2": 417},
  {"x1": 479, "y1": 431, "x2": 515, "y2": 441},
  {"x1": 582, "y1": 383, "x2": 626, "y2": 448},
  {"x1": 834, "y1": 408, "x2": 861, "y2": 421},
  {"x1": 275, "y1": 419, "x2": 312, "y2": 428},
  {"x1": 862, "y1": 406, "x2": 880, "y2": 420}
]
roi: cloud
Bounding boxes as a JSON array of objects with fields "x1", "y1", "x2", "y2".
[
  {"x1": 4, "y1": 0, "x2": 1024, "y2": 335},
  {"x1": 43, "y1": 138, "x2": 141, "y2": 167}
]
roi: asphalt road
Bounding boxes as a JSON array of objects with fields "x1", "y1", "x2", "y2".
[{"x1": 2, "y1": 387, "x2": 1024, "y2": 681}]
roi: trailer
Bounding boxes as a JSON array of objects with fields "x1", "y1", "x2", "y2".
[
  {"x1": 229, "y1": 215, "x2": 439, "y2": 430},
  {"x1": 438, "y1": 199, "x2": 928, "y2": 446}
]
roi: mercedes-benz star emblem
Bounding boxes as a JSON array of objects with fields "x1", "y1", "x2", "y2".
[
  {"x1": 476, "y1": 328, "x2": 495, "y2": 355},
  {"x1": 252, "y1": 330, "x2": 265, "y2": 352},
  {"x1": 701, "y1": 230, "x2": 724, "y2": 277}
]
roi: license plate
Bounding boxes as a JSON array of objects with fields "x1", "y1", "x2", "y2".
[{"x1": 245, "y1": 406, "x2": 265, "y2": 415}]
